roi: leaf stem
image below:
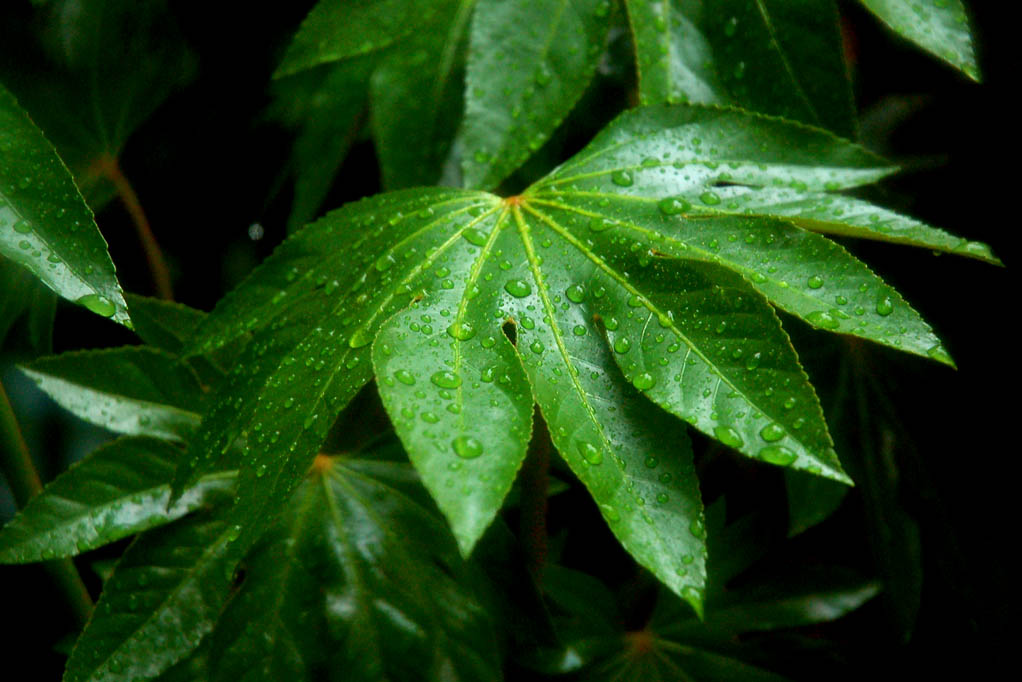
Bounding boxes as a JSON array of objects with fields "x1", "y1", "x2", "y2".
[
  {"x1": 519, "y1": 411, "x2": 550, "y2": 582},
  {"x1": 1, "y1": 380, "x2": 93, "y2": 625},
  {"x1": 95, "y1": 155, "x2": 174, "y2": 301}
]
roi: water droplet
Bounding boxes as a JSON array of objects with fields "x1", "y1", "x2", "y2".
[
  {"x1": 76, "y1": 294, "x2": 116, "y2": 318},
  {"x1": 348, "y1": 327, "x2": 372, "y2": 348},
  {"x1": 699, "y1": 191, "x2": 721, "y2": 206},
  {"x1": 760, "y1": 423, "x2": 785, "y2": 442},
  {"x1": 565, "y1": 284, "x2": 586, "y2": 303},
  {"x1": 463, "y1": 227, "x2": 488, "y2": 246},
  {"x1": 577, "y1": 441, "x2": 603, "y2": 465},
  {"x1": 875, "y1": 295, "x2": 894, "y2": 316},
  {"x1": 656, "y1": 492, "x2": 669, "y2": 504},
  {"x1": 447, "y1": 321, "x2": 476, "y2": 341},
  {"x1": 807, "y1": 275, "x2": 824, "y2": 289},
  {"x1": 759, "y1": 445, "x2": 797, "y2": 466},
  {"x1": 452, "y1": 435, "x2": 483, "y2": 459},
  {"x1": 504, "y1": 279, "x2": 532, "y2": 298},
  {"x1": 12, "y1": 220, "x2": 31, "y2": 234},
  {"x1": 601, "y1": 504, "x2": 620, "y2": 522},
  {"x1": 611, "y1": 170, "x2": 634, "y2": 187},
  {"x1": 529, "y1": 340, "x2": 545, "y2": 354},
  {"x1": 613, "y1": 337, "x2": 631, "y2": 354},
  {"x1": 926, "y1": 344, "x2": 954, "y2": 365},
  {"x1": 714, "y1": 425, "x2": 744, "y2": 448},
  {"x1": 632, "y1": 372, "x2": 656, "y2": 390},
  {"x1": 689, "y1": 519, "x2": 706, "y2": 539},
  {"x1": 430, "y1": 370, "x2": 461, "y2": 389},
  {"x1": 806, "y1": 310, "x2": 840, "y2": 330},
  {"x1": 658, "y1": 197, "x2": 691, "y2": 215},
  {"x1": 394, "y1": 369, "x2": 416, "y2": 385}
]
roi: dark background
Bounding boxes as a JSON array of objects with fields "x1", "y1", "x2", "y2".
[{"x1": 1, "y1": 0, "x2": 1014, "y2": 678}]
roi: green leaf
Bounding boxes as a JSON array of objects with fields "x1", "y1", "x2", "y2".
[
  {"x1": 0, "y1": 82, "x2": 130, "y2": 325},
  {"x1": 530, "y1": 104, "x2": 985, "y2": 362},
  {"x1": 1, "y1": 0, "x2": 195, "y2": 207},
  {"x1": 180, "y1": 103, "x2": 991, "y2": 604},
  {"x1": 271, "y1": 60, "x2": 372, "y2": 231},
  {"x1": 785, "y1": 468, "x2": 848, "y2": 537},
  {"x1": 0, "y1": 436, "x2": 234, "y2": 563},
  {"x1": 63, "y1": 509, "x2": 237, "y2": 682},
  {"x1": 459, "y1": 0, "x2": 612, "y2": 189},
  {"x1": 208, "y1": 455, "x2": 501, "y2": 682},
  {"x1": 21, "y1": 347, "x2": 206, "y2": 440},
  {"x1": 625, "y1": 0, "x2": 856, "y2": 138},
  {"x1": 370, "y1": 0, "x2": 473, "y2": 188},
  {"x1": 125, "y1": 295, "x2": 207, "y2": 357},
  {"x1": 277, "y1": 0, "x2": 448, "y2": 77},
  {"x1": 859, "y1": 0, "x2": 979, "y2": 80}
]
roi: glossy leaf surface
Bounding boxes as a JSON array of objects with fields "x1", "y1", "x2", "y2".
[
  {"x1": 22, "y1": 347, "x2": 206, "y2": 440},
  {"x1": 460, "y1": 0, "x2": 611, "y2": 189},
  {"x1": 0, "y1": 437, "x2": 234, "y2": 563},
  {"x1": 625, "y1": 0, "x2": 856, "y2": 137},
  {"x1": 208, "y1": 455, "x2": 501, "y2": 682},
  {"x1": 178, "y1": 103, "x2": 993, "y2": 606},
  {"x1": 63, "y1": 510, "x2": 236, "y2": 682},
  {"x1": 0, "y1": 83, "x2": 130, "y2": 325},
  {"x1": 859, "y1": 0, "x2": 979, "y2": 79}
]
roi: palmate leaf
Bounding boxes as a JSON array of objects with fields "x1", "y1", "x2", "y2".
[
  {"x1": 63, "y1": 508, "x2": 237, "y2": 682},
  {"x1": 177, "y1": 103, "x2": 992, "y2": 610},
  {"x1": 0, "y1": 436, "x2": 234, "y2": 563},
  {"x1": 208, "y1": 455, "x2": 501, "y2": 682},
  {"x1": 858, "y1": 0, "x2": 979, "y2": 80},
  {"x1": 624, "y1": 0, "x2": 856, "y2": 138},
  {"x1": 0, "y1": 82, "x2": 130, "y2": 325}
]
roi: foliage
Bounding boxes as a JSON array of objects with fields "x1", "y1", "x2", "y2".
[{"x1": 0, "y1": 1, "x2": 999, "y2": 681}]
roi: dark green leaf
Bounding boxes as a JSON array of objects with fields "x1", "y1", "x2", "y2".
[
  {"x1": 63, "y1": 509, "x2": 237, "y2": 682},
  {"x1": 0, "y1": 436, "x2": 233, "y2": 563},
  {"x1": 0, "y1": 82, "x2": 130, "y2": 325},
  {"x1": 21, "y1": 347, "x2": 206, "y2": 440},
  {"x1": 785, "y1": 468, "x2": 848, "y2": 537},
  {"x1": 125, "y1": 295, "x2": 207, "y2": 357},
  {"x1": 2, "y1": 0, "x2": 195, "y2": 207},
  {"x1": 369, "y1": 0, "x2": 472, "y2": 188},
  {"x1": 209, "y1": 455, "x2": 501, "y2": 682},
  {"x1": 271, "y1": 60, "x2": 372, "y2": 231},
  {"x1": 277, "y1": 0, "x2": 448, "y2": 77},
  {"x1": 859, "y1": 0, "x2": 979, "y2": 80},
  {"x1": 625, "y1": 0, "x2": 856, "y2": 137},
  {"x1": 460, "y1": 0, "x2": 612, "y2": 189}
]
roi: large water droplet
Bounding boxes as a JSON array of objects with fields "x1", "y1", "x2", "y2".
[
  {"x1": 430, "y1": 370, "x2": 462, "y2": 389},
  {"x1": 504, "y1": 279, "x2": 531, "y2": 298},
  {"x1": 447, "y1": 321, "x2": 476, "y2": 341},
  {"x1": 806, "y1": 310, "x2": 840, "y2": 330},
  {"x1": 77, "y1": 294, "x2": 116, "y2": 318},
  {"x1": 452, "y1": 435, "x2": 483, "y2": 459},
  {"x1": 577, "y1": 441, "x2": 603, "y2": 465},
  {"x1": 611, "y1": 170, "x2": 634, "y2": 187},
  {"x1": 759, "y1": 423, "x2": 785, "y2": 442},
  {"x1": 714, "y1": 425, "x2": 744, "y2": 448},
  {"x1": 759, "y1": 445, "x2": 797, "y2": 466}
]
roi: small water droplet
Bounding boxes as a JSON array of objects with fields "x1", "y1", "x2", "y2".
[
  {"x1": 760, "y1": 423, "x2": 786, "y2": 442},
  {"x1": 577, "y1": 441, "x2": 603, "y2": 465},
  {"x1": 504, "y1": 279, "x2": 532, "y2": 298},
  {"x1": 611, "y1": 170, "x2": 634, "y2": 187}
]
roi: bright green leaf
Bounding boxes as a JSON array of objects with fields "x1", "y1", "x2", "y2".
[
  {"x1": 0, "y1": 82, "x2": 130, "y2": 325},
  {"x1": 0, "y1": 436, "x2": 234, "y2": 563},
  {"x1": 208, "y1": 456, "x2": 501, "y2": 682},
  {"x1": 859, "y1": 0, "x2": 979, "y2": 80},
  {"x1": 63, "y1": 509, "x2": 237, "y2": 682},
  {"x1": 21, "y1": 347, "x2": 206, "y2": 440},
  {"x1": 460, "y1": 0, "x2": 612, "y2": 189},
  {"x1": 177, "y1": 103, "x2": 993, "y2": 603},
  {"x1": 625, "y1": 0, "x2": 855, "y2": 137}
]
